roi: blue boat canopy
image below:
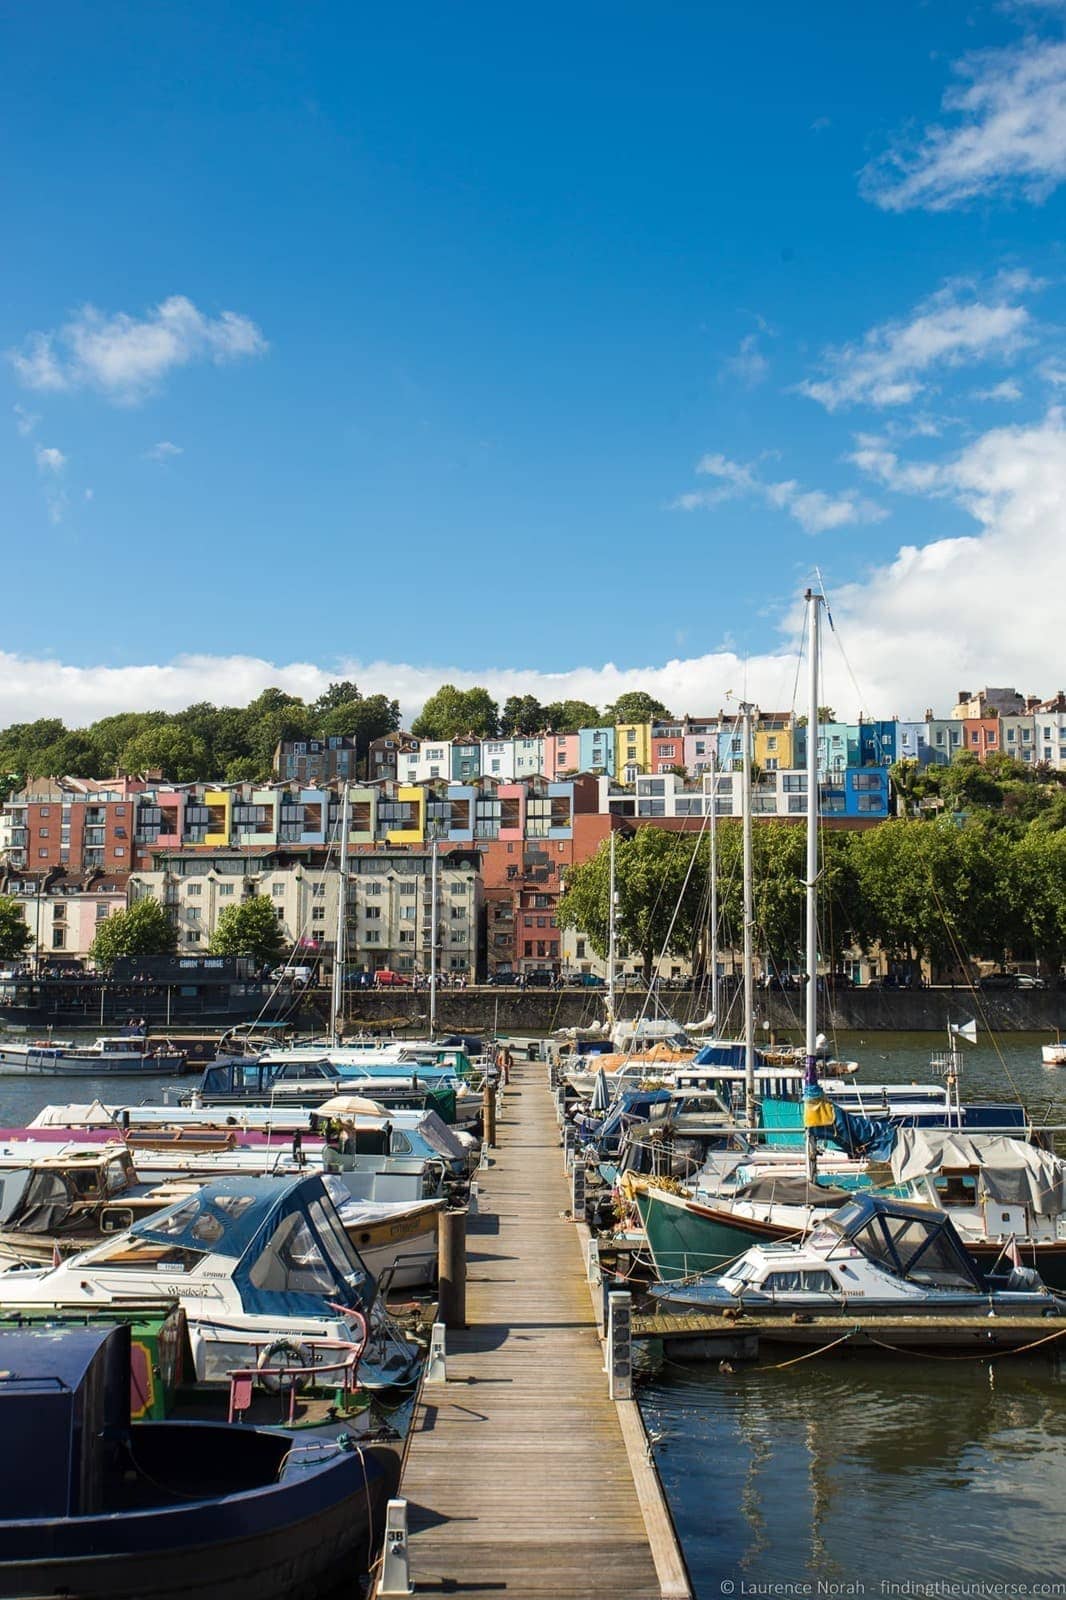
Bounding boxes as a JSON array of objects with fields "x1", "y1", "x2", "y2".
[{"x1": 823, "y1": 1193, "x2": 984, "y2": 1292}]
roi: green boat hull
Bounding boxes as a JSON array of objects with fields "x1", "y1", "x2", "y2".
[{"x1": 634, "y1": 1186, "x2": 1066, "y2": 1290}]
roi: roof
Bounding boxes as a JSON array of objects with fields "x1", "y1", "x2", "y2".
[{"x1": 131, "y1": 1173, "x2": 318, "y2": 1259}]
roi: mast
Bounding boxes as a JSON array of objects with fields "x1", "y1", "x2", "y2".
[
  {"x1": 607, "y1": 829, "x2": 617, "y2": 1022},
  {"x1": 740, "y1": 704, "x2": 756, "y2": 1128},
  {"x1": 429, "y1": 836, "x2": 439, "y2": 1037},
  {"x1": 709, "y1": 749, "x2": 719, "y2": 1025},
  {"x1": 804, "y1": 589, "x2": 823, "y2": 1178},
  {"x1": 330, "y1": 781, "x2": 351, "y2": 1045}
]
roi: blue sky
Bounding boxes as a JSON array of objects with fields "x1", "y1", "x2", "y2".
[{"x1": 5, "y1": 1, "x2": 1066, "y2": 723}]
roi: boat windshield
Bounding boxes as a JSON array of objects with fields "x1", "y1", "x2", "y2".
[{"x1": 248, "y1": 1212, "x2": 336, "y2": 1294}]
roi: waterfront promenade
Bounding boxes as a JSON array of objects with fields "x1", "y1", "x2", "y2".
[{"x1": 395, "y1": 1058, "x2": 687, "y2": 1599}]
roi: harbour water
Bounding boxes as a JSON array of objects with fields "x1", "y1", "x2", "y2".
[
  {"x1": 640, "y1": 1033, "x2": 1066, "y2": 1593},
  {"x1": 4, "y1": 1031, "x2": 1066, "y2": 1593}
]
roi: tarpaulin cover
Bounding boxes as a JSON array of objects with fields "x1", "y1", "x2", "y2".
[{"x1": 891, "y1": 1130, "x2": 1066, "y2": 1215}]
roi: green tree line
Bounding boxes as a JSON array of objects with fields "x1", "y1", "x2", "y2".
[
  {"x1": 0, "y1": 685, "x2": 673, "y2": 794},
  {"x1": 559, "y1": 813, "x2": 1066, "y2": 979}
]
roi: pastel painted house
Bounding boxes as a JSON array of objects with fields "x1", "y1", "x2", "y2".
[{"x1": 578, "y1": 726, "x2": 615, "y2": 777}]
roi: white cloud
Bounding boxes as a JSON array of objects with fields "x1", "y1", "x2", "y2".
[
  {"x1": 722, "y1": 333, "x2": 769, "y2": 388},
  {"x1": 13, "y1": 404, "x2": 39, "y2": 437},
  {"x1": 145, "y1": 440, "x2": 184, "y2": 462},
  {"x1": 9, "y1": 295, "x2": 267, "y2": 402},
  {"x1": 862, "y1": 40, "x2": 1066, "y2": 211},
  {"x1": 34, "y1": 445, "x2": 66, "y2": 474},
  {"x1": 673, "y1": 451, "x2": 887, "y2": 534},
  {"x1": 7, "y1": 413, "x2": 1066, "y2": 727},
  {"x1": 972, "y1": 379, "x2": 1022, "y2": 401},
  {"x1": 798, "y1": 280, "x2": 1033, "y2": 411}
]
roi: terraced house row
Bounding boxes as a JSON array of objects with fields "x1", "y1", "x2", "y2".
[{"x1": 0, "y1": 682, "x2": 1058, "y2": 978}]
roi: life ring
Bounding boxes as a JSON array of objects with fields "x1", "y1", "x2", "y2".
[{"x1": 256, "y1": 1338, "x2": 313, "y2": 1391}]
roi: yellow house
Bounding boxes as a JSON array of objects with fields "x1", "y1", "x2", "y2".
[
  {"x1": 386, "y1": 785, "x2": 426, "y2": 844},
  {"x1": 615, "y1": 722, "x2": 651, "y2": 778},
  {"x1": 754, "y1": 713, "x2": 794, "y2": 773},
  {"x1": 203, "y1": 789, "x2": 232, "y2": 847}
]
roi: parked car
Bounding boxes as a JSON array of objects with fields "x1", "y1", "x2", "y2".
[
  {"x1": 1016, "y1": 974, "x2": 1047, "y2": 990},
  {"x1": 374, "y1": 968, "x2": 411, "y2": 987},
  {"x1": 485, "y1": 971, "x2": 517, "y2": 986},
  {"x1": 979, "y1": 971, "x2": 1019, "y2": 991},
  {"x1": 523, "y1": 970, "x2": 556, "y2": 988},
  {"x1": 573, "y1": 974, "x2": 605, "y2": 989}
]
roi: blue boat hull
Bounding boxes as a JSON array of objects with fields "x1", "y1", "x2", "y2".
[{"x1": 0, "y1": 1423, "x2": 400, "y2": 1600}]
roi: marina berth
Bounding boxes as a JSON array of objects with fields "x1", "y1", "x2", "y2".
[{"x1": 647, "y1": 1193, "x2": 1066, "y2": 1347}]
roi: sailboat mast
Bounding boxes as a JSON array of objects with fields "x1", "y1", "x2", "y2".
[
  {"x1": 805, "y1": 589, "x2": 821, "y2": 1073},
  {"x1": 804, "y1": 589, "x2": 823, "y2": 1179},
  {"x1": 429, "y1": 836, "x2": 439, "y2": 1037},
  {"x1": 607, "y1": 830, "x2": 617, "y2": 1022},
  {"x1": 330, "y1": 781, "x2": 351, "y2": 1045},
  {"x1": 741, "y1": 704, "x2": 756, "y2": 1128},
  {"x1": 709, "y1": 750, "x2": 719, "y2": 1024}
]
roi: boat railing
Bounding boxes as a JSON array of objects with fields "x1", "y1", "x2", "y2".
[{"x1": 226, "y1": 1329, "x2": 367, "y2": 1424}]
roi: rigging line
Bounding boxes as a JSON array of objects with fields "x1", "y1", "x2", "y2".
[
  {"x1": 922, "y1": 868, "x2": 1027, "y2": 1107},
  {"x1": 863, "y1": 1323, "x2": 1066, "y2": 1360},
  {"x1": 754, "y1": 1331, "x2": 856, "y2": 1369}
]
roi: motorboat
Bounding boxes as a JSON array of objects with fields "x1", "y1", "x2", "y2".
[
  {"x1": 0, "y1": 1035, "x2": 186, "y2": 1077},
  {"x1": 648, "y1": 1193, "x2": 1065, "y2": 1344},
  {"x1": 0, "y1": 1172, "x2": 422, "y2": 1390},
  {"x1": 0, "y1": 1321, "x2": 399, "y2": 1599},
  {"x1": 0, "y1": 1146, "x2": 198, "y2": 1265},
  {"x1": 323, "y1": 1177, "x2": 443, "y2": 1289}
]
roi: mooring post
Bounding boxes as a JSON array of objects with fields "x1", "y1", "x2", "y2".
[
  {"x1": 607, "y1": 1290, "x2": 633, "y2": 1400},
  {"x1": 482, "y1": 1080, "x2": 497, "y2": 1147},
  {"x1": 378, "y1": 1498, "x2": 414, "y2": 1595},
  {"x1": 437, "y1": 1207, "x2": 467, "y2": 1330},
  {"x1": 426, "y1": 1321, "x2": 447, "y2": 1383},
  {"x1": 563, "y1": 1123, "x2": 576, "y2": 1171},
  {"x1": 587, "y1": 1235, "x2": 601, "y2": 1287}
]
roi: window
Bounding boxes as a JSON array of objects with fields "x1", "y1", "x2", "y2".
[
  {"x1": 114, "y1": 847, "x2": 125, "y2": 858},
  {"x1": 220, "y1": 883, "x2": 234, "y2": 896},
  {"x1": 38, "y1": 849, "x2": 48, "y2": 859},
  {"x1": 186, "y1": 908, "x2": 201, "y2": 922},
  {"x1": 249, "y1": 1214, "x2": 335, "y2": 1295},
  {"x1": 95, "y1": 902, "x2": 109, "y2": 920},
  {"x1": 272, "y1": 883, "x2": 285, "y2": 898},
  {"x1": 401, "y1": 906, "x2": 415, "y2": 920},
  {"x1": 38, "y1": 828, "x2": 49, "y2": 839},
  {"x1": 186, "y1": 883, "x2": 202, "y2": 896},
  {"x1": 39, "y1": 807, "x2": 50, "y2": 818},
  {"x1": 312, "y1": 907, "x2": 325, "y2": 922},
  {"x1": 365, "y1": 907, "x2": 381, "y2": 920},
  {"x1": 366, "y1": 930, "x2": 381, "y2": 943}
]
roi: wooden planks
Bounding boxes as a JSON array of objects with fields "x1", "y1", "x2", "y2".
[{"x1": 396, "y1": 1060, "x2": 674, "y2": 1600}]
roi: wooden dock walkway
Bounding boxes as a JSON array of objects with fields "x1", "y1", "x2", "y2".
[{"x1": 397, "y1": 1057, "x2": 688, "y2": 1600}]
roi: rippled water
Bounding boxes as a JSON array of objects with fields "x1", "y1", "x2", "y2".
[{"x1": 640, "y1": 1032, "x2": 1066, "y2": 1592}]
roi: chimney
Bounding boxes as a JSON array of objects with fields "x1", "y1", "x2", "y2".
[
  {"x1": 956, "y1": 691, "x2": 969, "y2": 705},
  {"x1": 924, "y1": 708, "x2": 934, "y2": 722}
]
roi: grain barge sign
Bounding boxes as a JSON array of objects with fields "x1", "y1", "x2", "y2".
[{"x1": 111, "y1": 955, "x2": 256, "y2": 981}]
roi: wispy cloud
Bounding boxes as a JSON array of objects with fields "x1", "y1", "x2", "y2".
[
  {"x1": 972, "y1": 378, "x2": 1022, "y2": 401},
  {"x1": 34, "y1": 445, "x2": 66, "y2": 473},
  {"x1": 13, "y1": 403, "x2": 39, "y2": 437},
  {"x1": 144, "y1": 440, "x2": 184, "y2": 462},
  {"x1": 721, "y1": 333, "x2": 769, "y2": 388},
  {"x1": 673, "y1": 452, "x2": 887, "y2": 534},
  {"x1": 9, "y1": 295, "x2": 268, "y2": 403},
  {"x1": 797, "y1": 278, "x2": 1034, "y2": 411},
  {"x1": 862, "y1": 39, "x2": 1066, "y2": 211}
]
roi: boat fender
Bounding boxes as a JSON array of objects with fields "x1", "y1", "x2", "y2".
[{"x1": 256, "y1": 1339, "x2": 313, "y2": 1391}]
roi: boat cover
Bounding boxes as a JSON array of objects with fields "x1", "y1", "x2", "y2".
[
  {"x1": 732, "y1": 1173, "x2": 852, "y2": 1207},
  {"x1": 891, "y1": 1131, "x2": 1066, "y2": 1216}
]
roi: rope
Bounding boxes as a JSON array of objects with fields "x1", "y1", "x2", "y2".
[
  {"x1": 755, "y1": 1330, "x2": 857, "y2": 1368},
  {"x1": 862, "y1": 1321, "x2": 1066, "y2": 1360}
]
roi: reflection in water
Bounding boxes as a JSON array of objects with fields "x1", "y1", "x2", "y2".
[{"x1": 643, "y1": 1355, "x2": 1066, "y2": 1592}]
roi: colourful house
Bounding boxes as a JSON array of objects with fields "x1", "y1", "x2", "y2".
[{"x1": 616, "y1": 722, "x2": 651, "y2": 780}]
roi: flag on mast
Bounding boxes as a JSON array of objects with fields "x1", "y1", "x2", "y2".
[{"x1": 949, "y1": 1019, "x2": 978, "y2": 1045}]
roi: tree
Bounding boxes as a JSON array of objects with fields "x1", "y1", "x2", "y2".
[
  {"x1": 208, "y1": 896, "x2": 286, "y2": 963},
  {"x1": 87, "y1": 711, "x2": 170, "y2": 772},
  {"x1": 542, "y1": 699, "x2": 601, "y2": 732},
  {"x1": 559, "y1": 829, "x2": 703, "y2": 980},
  {"x1": 89, "y1": 898, "x2": 177, "y2": 970},
  {"x1": 603, "y1": 691, "x2": 672, "y2": 724},
  {"x1": 242, "y1": 689, "x2": 314, "y2": 774},
  {"x1": 120, "y1": 725, "x2": 208, "y2": 782},
  {"x1": 319, "y1": 693, "x2": 401, "y2": 762},
  {"x1": 499, "y1": 695, "x2": 545, "y2": 736},
  {"x1": 412, "y1": 685, "x2": 500, "y2": 740},
  {"x1": 0, "y1": 898, "x2": 31, "y2": 962}
]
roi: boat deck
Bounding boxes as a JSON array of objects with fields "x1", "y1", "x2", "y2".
[{"x1": 397, "y1": 1058, "x2": 682, "y2": 1599}]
